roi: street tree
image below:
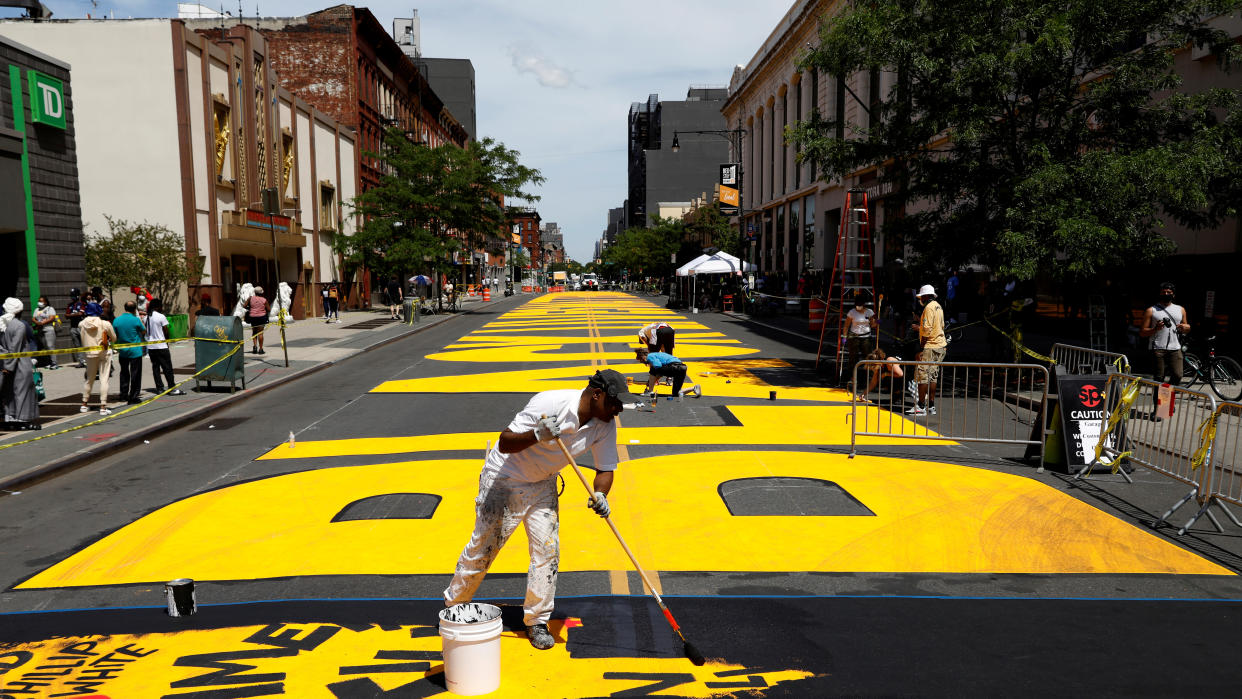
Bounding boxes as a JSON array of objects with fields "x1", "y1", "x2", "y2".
[
  {"x1": 601, "y1": 217, "x2": 683, "y2": 279},
  {"x1": 345, "y1": 128, "x2": 543, "y2": 291},
  {"x1": 791, "y1": 0, "x2": 1242, "y2": 280},
  {"x1": 84, "y1": 216, "x2": 201, "y2": 312}
]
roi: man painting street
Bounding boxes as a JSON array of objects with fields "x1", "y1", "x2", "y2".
[
  {"x1": 637, "y1": 320, "x2": 675, "y2": 354},
  {"x1": 444, "y1": 369, "x2": 638, "y2": 650},
  {"x1": 907, "y1": 284, "x2": 947, "y2": 417}
]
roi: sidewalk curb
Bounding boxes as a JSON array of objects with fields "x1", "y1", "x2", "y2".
[{"x1": 0, "y1": 307, "x2": 487, "y2": 492}]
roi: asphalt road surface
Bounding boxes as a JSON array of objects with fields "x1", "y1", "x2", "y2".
[{"x1": 2, "y1": 291, "x2": 1241, "y2": 697}]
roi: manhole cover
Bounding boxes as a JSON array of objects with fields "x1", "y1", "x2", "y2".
[
  {"x1": 332, "y1": 493, "x2": 441, "y2": 521},
  {"x1": 718, "y1": 477, "x2": 874, "y2": 516},
  {"x1": 342, "y1": 318, "x2": 400, "y2": 330}
]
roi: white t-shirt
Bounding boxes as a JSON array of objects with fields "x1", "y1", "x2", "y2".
[
  {"x1": 146, "y1": 311, "x2": 169, "y2": 350},
  {"x1": 847, "y1": 307, "x2": 875, "y2": 336},
  {"x1": 639, "y1": 322, "x2": 670, "y2": 345},
  {"x1": 484, "y1": 389, "x2": 620, "y2": 483}
]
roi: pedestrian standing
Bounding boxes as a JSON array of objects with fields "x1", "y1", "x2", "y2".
[
  {"x1": 66, "y1": 289, "x2": 87, "y2": 368},
  {"x1": 197, "y1": 293, "x2": 220, "y2": 319},
  {"x1": 246, "y1": 287, "x2": 269, "y2": 353},
  {"x1": 907, "y1": 284, "x2": 947, "y2": 416},
  {"x1": 444, "y1": 369, "x2": 637, "y2": 650},
  {"x1": 78, "y1": 302, "x2": 116, "y2": 414},
  {"x1": 844, "y1": 295, "x2": 878, "y2": 385},
  {"x1": 145, "y1": 298, "x2": 183, "y2": 395},
  {"x1": 0, "y1": 297, "x2": 39, "y2": 430},
  {"x1": 328, "y1": 281, "x2": 341, "y2": 322},
  {"x1": 387, "y1": 276, "x2": 403, "y2": 320},
  {"x1": 112, "y1": 301, "x2": 147, "y2": 405},
  {"x1": 1140, "y1": 282, "x2": 1190, "y2": 420},
  {"x1": 32, "y1": 295, "x2": 60, "y2": 370}
]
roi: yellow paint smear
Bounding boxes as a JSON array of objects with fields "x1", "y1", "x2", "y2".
[
  {"x1": 23, "y1": 451, "x2": 1227, "y2": 589},
  {"x1": 0, "y1": 620, "x2": 815, "y2": 696}
]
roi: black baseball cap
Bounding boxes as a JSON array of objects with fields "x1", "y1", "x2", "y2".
[
  {"x1": 588, "y1": 369, "x2": 642, "y2": 403},
  {"x1": 1159, "y1": 282, "x2": 1175, "y2": 292}
]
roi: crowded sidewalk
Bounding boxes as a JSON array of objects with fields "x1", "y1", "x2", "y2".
[{"x1": 0, "y1": 295, "x2": 497, "y2": 490}]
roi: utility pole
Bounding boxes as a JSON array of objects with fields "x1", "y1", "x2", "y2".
[{"x1": 262, "y1": 187, "x2": 289, "y2": 367}]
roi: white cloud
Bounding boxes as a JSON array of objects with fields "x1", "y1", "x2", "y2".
[{"x1": 507, "y1": 44, "x2": 574, "y2": 88}]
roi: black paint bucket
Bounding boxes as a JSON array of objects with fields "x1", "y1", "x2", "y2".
[
  {"x1": 165, "y1": 578, "x2": 196, "y2": 617},
  {"x1": 769, "y1": 390, "x2": 777, "y2": 401}
]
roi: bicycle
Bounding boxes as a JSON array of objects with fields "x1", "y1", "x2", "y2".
[
  {"x1": 443, "y1": 293, "x2": 460, "y2": 313},
  {"x1": 1182, "y1": 336, "x2": 1242, "y2": 401}
]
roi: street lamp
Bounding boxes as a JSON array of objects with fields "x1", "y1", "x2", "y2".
[{"x1": 670, "y1": 127, "x2": 750, "y2": 276}]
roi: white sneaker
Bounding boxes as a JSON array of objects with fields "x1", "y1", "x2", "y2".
[
  {"x1": 99, "y1": 407, "x2": 112, "y2": 416},
  {"x1": 80, "y1": 405, "x2": 89, "y2": 413},
  {"x1": 905, "y1": 405, "x2": 927, "y2": 416},
  {"x1": 926, "y1": 405, "x2": 937, "y2": 415},
  {"x1": 681, "y1": 385, "x2": 702, "y2": 398},
  {"x1": 640, "y1": 391, "x2": 657, "y2": 399}
]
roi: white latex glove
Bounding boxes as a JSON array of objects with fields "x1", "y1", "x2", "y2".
[
  {"x1": 588, "y1": 492, "x2": 610, "y2": 518},
  {"x1": 533, "y1": 416, "x2": 561, "y2": 442}
]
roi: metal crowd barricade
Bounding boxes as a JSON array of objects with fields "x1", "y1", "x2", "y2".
[
  {"x1": 850, "y1": 360, "x2": 1049, "y2": 468},
  {"x1": 1049, "y1": 343, "x2": 1130, "y2": 375},
  {"x1": 1081, "y1": 373, "x2": 1221, "y2": 534},
  {"x1": 1203, "y1": 401, "x2": 1242, "y2": 530}
]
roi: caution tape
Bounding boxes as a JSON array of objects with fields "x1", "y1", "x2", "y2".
[
  {"x1": 1087, "y1": 376, "x2": 1142, "y2": 476},
  {"x1": 1190, "y1": 412, "x2": 1219, "y2": 471},
  {"x1": 0, "y1": 324, "x2": 271, "y2": 451},
  {"x1": 0, "y1": 335, "x2": 238, "y2": 360},
  {"x1": 982, "y1": 317, "x2": 1055, "y2": 363}
]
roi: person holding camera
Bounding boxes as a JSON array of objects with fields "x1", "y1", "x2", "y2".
[{"x1": 1140, "y1": 282, "x2": 1190, "y2": 389}]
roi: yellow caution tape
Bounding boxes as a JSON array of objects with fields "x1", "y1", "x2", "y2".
[
  {"x1": 1190, "y1": 412, "x2": 1219, "y2": 471},
  {"x1": 1088, "y1": 377, "x2": 1142, "y2": 476},
  {"x1": 0, "y1": 335, "x2": 238, "y2": 360},
  {"x1": 983, "y1": 317, "x2": 1055, "y2": 363},
  {"x1": 0, "y1": 333, "x2": 252, "y2": 452}
]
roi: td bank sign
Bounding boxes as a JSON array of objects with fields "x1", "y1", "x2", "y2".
[{"x1": 27, "y1": 70, "x2": 65, "y2": 130}]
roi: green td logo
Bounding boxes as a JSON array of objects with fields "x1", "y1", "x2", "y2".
[{"x1": 27, "y1": 70, "x2": 65, "y2": 130}]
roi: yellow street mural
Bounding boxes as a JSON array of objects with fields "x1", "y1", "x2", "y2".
[
  {"x1": 10, "y1": 291, "x2": 1233, "y2": 698},
  {"x1": 21, "y1": 450, "x2": 1228, "y2": 589},
  {"x1": 0, "y1": 618, "x2": 816, "y2": 696}
]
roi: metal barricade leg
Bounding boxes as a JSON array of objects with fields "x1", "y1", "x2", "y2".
[
  {"x1": 1152, "y1": 487, "x2": 1198, "y2": 530},
  {"x1": 1214, "y1": 500, "x2": 1242, "y2": 528}
]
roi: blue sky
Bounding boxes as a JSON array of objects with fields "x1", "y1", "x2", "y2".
[{"x1": 12, "y1": 1, "x2": 797, "y2": 262}]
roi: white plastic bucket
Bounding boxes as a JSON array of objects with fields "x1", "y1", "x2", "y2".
[{"x1": 439, "y1": 603, "x2": 503, "y2": 695}]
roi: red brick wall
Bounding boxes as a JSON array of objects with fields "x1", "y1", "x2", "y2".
[{"x1": 262, "y1": 19, "x2": 355, "y2": 129}]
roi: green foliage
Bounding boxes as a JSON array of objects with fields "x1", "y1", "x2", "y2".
[
  {"x1": 686, "y1": 206, "x2": 743, "y2": 259},
  {"x1": 84, "y1": 216, "x2": 201, "y2": 313},
  {"x1": 792, "y1": 0, "x2": 1242, "y2": 279},
  {"x1": 344, "y1": 128, "x2": 544, "y2": 283},
  {"x1": 600, "y1": 217, "x2": 684, "y2": 277}
]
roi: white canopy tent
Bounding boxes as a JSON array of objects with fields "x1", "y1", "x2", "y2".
[
  {"x1": 675, "y1": 251, "x2": 754, "y2": 277},
  {"x1": 675, "y1": 251, "x2": 755, "y2": 312}
]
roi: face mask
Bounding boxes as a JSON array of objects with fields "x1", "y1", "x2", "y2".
[
  {"x1": 37, "y1": 302, "x2": 45, "y2": 309},
  {"x1": 855, "y1": 305, "x2": 865, "y2": 311}
]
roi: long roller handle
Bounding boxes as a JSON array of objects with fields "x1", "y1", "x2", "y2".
[{"x1": 551, "y1": 434, "x2": 670, "y2": 610}]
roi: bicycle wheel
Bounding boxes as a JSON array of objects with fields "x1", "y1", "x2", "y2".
[
  {"x1": 1182, "y1": 353, "x2": 1203, "y2": 389},
  {"x1": 1209, "y1": 355, "x2": 1242, "y2": 402}
]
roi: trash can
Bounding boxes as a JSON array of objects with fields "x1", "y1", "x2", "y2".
[
  {"x1": 402, "y1": 298, "x2": 415, "y2": 324},
  {"x1": 167, "y1": 313, "x2": 189, "y2": 339},
  {"x1": 193, "y1": 315, "x2": 246, "y2": 393}
]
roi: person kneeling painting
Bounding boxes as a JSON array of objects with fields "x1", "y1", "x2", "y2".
[{"x1": 634, "y1": 347, "x2": 701, "y2": 399}]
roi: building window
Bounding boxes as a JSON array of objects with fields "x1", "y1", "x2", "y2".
[
  {"x1": 281, "y1": 129, "x2": 295, "y2": 199},
  {"x1": 868, "y1": 68, "x2": 881, "y2": 130},
  {"x1": 319, "y1": 181, "x2": 336, "y2": 231},
  {"x1": 212, "y1": 97, "x2": 231, "y2": 182},
  {"x1": 810, "y1": 69, "x2": 819, "y2": 182},
  {"x1": 794, "y1": 80, "x2": 802, "y2": 190}
]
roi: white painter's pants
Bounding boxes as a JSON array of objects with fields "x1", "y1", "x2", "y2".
[{"x1": 444, "y1": 469, "x2": 560, "y2": 626}]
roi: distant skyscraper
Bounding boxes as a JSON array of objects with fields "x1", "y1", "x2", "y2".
[
  {"x1": 627, "y1": 87, "x2": 729, "y2": 228},
  {"x1": 394, "y1": 13, "x2": 477, "y2": 141}
]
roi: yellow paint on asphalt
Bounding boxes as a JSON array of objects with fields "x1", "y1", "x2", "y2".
[
  {"x1": 22, "y1": 450, "x2": 1227, "y2": 589},
  {"x1": 254, "y1": 405, "x2": 951, "y2": 461},
  {"x1": 0, "y1": 620, "x2": 816, "y2": 696}
]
